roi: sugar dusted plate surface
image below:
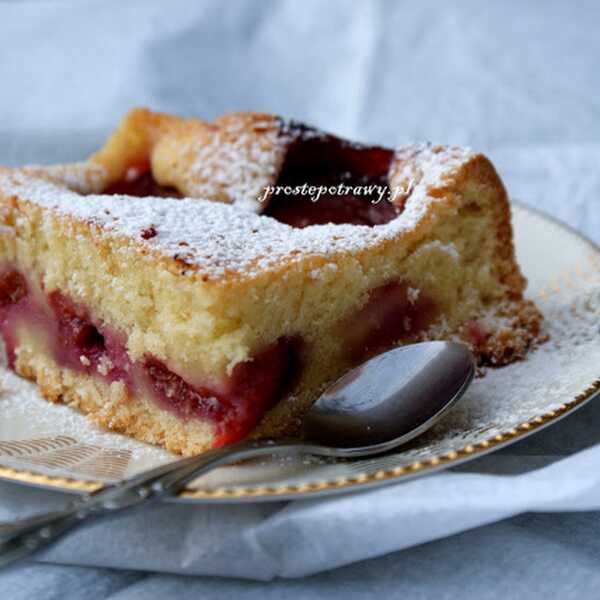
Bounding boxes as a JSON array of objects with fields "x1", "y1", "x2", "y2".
[{"x1": 0, "y1": 204, "x2": 599, "y2": 503}]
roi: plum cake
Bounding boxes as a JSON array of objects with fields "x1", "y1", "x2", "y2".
[{"x1": 0, "y1": 108, "x2": 542, "y2": 455}]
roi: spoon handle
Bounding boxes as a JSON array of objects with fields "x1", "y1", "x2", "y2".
[{"x1": 0, "y1": 439, "x2": 306, "y2": 568}]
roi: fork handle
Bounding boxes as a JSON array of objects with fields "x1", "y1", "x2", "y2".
[{"x1": 0, "y1": 439, "x2": 306, "y2": 568}]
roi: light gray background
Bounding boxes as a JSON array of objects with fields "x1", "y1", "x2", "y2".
[{"x1": 1, "y1": 1, "x2": 599, "y2": 598}]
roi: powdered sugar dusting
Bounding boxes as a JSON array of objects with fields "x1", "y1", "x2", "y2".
[
  {"x1": 0, "y1": 144, "x2": 474, "y2": 281},
  {"x1": 181, "y1": 117, "x2": 286, "y2": 213},
  {"x1": 21, "y1": 162, "x2": 107, "y2": 194}
]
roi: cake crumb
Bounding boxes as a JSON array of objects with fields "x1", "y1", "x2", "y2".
[
  {"x1": 97, "y1": 356, "x2": 114, "y2": 376},
  {"x1": 407, "y1": 287, "x2": 420, "y2": 304}
]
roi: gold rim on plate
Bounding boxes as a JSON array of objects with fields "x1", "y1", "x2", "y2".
[{"x1": 0, "y1": 377, "x2": 598, "y2": 501}]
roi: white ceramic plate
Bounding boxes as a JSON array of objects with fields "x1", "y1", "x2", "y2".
[{"x1": 0, "y1": 203, "x2": 599, "y2": 502}]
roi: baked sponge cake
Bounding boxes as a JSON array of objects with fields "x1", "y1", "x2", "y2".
[{"x1": 0, "y1": 109, "x2": 542, "y2": 455}]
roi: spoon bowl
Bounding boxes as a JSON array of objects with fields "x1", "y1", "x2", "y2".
[{"x1": 303, "y1": 341, "x2": 474, "y2": 453}]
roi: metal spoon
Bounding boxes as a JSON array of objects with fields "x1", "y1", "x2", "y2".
[{"x1": 0, "y1": 341, "x2": 474, "y2": 567}]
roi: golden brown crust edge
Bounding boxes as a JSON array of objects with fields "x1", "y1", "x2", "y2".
[
  {"x1": 91, "y1": 108, "x2": 285, "y2": 206},
  {"x1": 447, "y1": 153, "x2": 543, "y2": 364}
]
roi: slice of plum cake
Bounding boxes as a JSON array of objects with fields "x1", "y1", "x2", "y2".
[{"x1": 0, "y1": 109, "x2": 542, "y2": 455}]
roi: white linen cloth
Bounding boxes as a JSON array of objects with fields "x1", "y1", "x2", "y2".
[{"x1": 1, "y1": 0, "x2": 599, "y2": 597}]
